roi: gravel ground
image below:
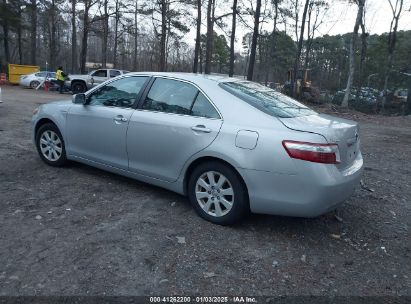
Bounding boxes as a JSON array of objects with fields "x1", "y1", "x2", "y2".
[{"x1": 0, "y1": 86, "x2": 410, "y2": 297}]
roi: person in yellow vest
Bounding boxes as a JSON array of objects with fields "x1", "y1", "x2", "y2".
[{"x1": 56, "y1": 66, "x2": 67, "y2": 94}]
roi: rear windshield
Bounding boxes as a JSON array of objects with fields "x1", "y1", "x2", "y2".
[{"x1": 220, "y1": 81, "x2": 316, "y2": 118}]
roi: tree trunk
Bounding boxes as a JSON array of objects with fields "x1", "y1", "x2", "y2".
[
  {"x1": 49, "y1": 0, "x2": 57, "y2": 70},
  {"x1": 193, "y1": 0, "x2": 201, "y2": 73},
  {"x1": 71, "y1": 0, "x2": 77, "y2": 73},
  {"x1": 16, "y1": 1, "x2": 23, "y2": 64},
  {"x1": 291, "y1": 0, "x2": 310, "y2": 97},
  {"x1": 205, "y1": 0, "x2": 215, "y2": 74},
  {"x1": 80, "y1": 1, "x2": 90, "y2": 74},
  {"x1": 355, "y1": 20, "x2": 367, "y2": 104},
  {"x1": 159, "y1": 0, "x2": 167, "y2": 71},
  {"x1": 101, "y1": 0, "x2": 109, "y2": 68},
  {"x1": 342, "y1": 0, "x2": 364, "y2": 107},
  {"x1": 29, "y1": 0, "x2": 37, "y2": 65},
  {"x1": 113, "y1": 0, "x2": 120, "y2": 68},
  {"x1": 228, "y1": 0, "x2": 238, "y2": 77},
  {"x1": 199, "y1": 43, "x2": 203, "y2": 73},
  {"x1": 304, "y1": 2, "x2": 313, "y2": 69},
  {"x1": 246, "y1": 0, "x2": 261, "y2": 81},
  {"x1": 133, "y1": 0, "x2": 138, "y2": 70},
  {"x1": 382, "y1": 0, "x2": 404, "y2": 110},
  {"x1": 2, "y1": 0, "x2": 10, "y2": 64},
  {"x1": 406, "y1": 80, "x2": 411, "y2": 115},
  {"x1": 270, "y1": 1, "x2": 278, "y2": 82}
]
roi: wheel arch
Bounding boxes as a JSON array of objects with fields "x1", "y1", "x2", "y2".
[
  {"x1": 183, "y1": 156, "x2": 249, "y2": 199},
  {"x1": 34, "y1": 118, "x2": 59, "y2": 139}
]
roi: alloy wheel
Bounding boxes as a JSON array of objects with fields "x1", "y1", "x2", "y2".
[
  {"x1": 39, "y1": 130, "x2": 63, "y2": 162},
  {"x1": 195, "y1": 171, "x2": 234, "y2": 217}
]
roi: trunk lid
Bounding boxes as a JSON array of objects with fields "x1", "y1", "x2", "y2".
[{"x1": 278, "y1": 114, "x2": 360, "y2": 169}]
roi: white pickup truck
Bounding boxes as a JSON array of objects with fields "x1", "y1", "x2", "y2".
[{"x1": 66, "y1": 69, "x2": 130, "y2": 94}]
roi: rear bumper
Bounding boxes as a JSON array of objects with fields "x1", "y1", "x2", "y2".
[{"x1": 239, "y1": 153, "x2": 363, "y2": 217}]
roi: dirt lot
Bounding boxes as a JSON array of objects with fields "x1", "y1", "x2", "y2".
[{"x1": 0, "y1": 85, "x2": 410, "y2": 297}]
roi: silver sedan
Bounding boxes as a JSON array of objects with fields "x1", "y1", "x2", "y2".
[
  {"x1": 32, "y1": 72, "x2": 363, "y2": 225},
  {"x1": 20, "y1": 72, "x2": 56, "y2": 89}
]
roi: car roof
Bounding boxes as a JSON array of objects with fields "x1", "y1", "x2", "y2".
[{"x1": 124, "y1": 72, "x2": 244, "y2": 85}]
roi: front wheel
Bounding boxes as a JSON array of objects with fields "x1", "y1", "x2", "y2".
[
  {"x1": 188, "y1": 162, "x2": 249, "y2": 225},
  {"x1": 35, "y1": 123, "x2": 67, "y2": 167}
]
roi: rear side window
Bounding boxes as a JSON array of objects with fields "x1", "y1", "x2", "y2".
[
  {"x1": 191, "y1": 92, "x2": 220, "y2": 119},
  {"x1": 142, "y1": 78, "x2": 198, "y2": 115},
  {"x1": 220, "y1": 81, "x2": 315, "y2": 118},
  {"x1": 142, "y1": 78, "x2": 220, "y2": 119}
]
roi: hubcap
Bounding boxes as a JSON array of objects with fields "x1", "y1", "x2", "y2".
[
  {"x1": 39, "y1": 130, "x2": 62, "y2": 162},
  {"x1": 195, "y1": 171, "x2": 234, "y2": 217}
]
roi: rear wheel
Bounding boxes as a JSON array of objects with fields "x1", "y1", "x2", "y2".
[
  {"x1": 30, "y1": 80, "x2": 40, "y2": 89},
  {"x1": 35, "y1": 123, "x2": 67, "y2": 167},
  {"x1": 71, "y1": 81, "x2": 86, "y2": 94},
  {"x1": 188, "y1": 162, "x2": 249, "y2": 225}
]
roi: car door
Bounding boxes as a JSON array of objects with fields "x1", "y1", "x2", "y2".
[
  {"x1": 90, "y1": 69, "x2": 109, "y2": 86},
  {"x1": 127, "y1": 77, "x2": 223, "y2": 182},
  {"x1": 66, "y1": 76, "x2": 149, "y2": 169}
]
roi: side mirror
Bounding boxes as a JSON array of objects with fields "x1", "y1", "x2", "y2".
[{"x1": 72, "y1": 93, "x2": 87, "y2": 105}]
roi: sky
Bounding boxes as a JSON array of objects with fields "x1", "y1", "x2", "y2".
[
  {"x1": 319, "y1": 0, "x2": 411, "y2": 36},
  {"x1": 185, "y1": 0, "x2": 411, "y2": 51}
]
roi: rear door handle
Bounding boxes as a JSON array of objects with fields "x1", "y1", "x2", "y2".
[
  {"x1": 114, "y1": 115, "x2": 128, "y2": 123},
  {"x1": 191, "y1": 125, "x2": 212, "y2": 133}
]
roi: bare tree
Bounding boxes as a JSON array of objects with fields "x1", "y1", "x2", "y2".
[
  {"x1": 193, "y1": 0, "x2": 202, "y2": 73},
  {"x1": 205, "y1": 0, "x2": 215, "y2": 74},
  {"x1": 29, "y1": 0, "x2": 37, "y2": 65},
  {"x1": 291, "y1": 0, "x2": 310, "y2": 97},
  {"x1": 382, "y1": 0, "x2": 404, "y2": 109},
  {"x1": 228, "y1": 0, "x2": 238, "y2": 77},
  {"x1": 133, "y1": 0, "x2": 139, "y2": 71},
  {"x1": 342, "y1": 0, "x2": 365, "y2": 108},
  {"x1": 101, "y1": 0, "x2": 109, "y2": 68},
  {"x1": 247, "y1": 0, "x2": 262, "y2": 81},
  {"x1": 1, "y1": 0, "x2": 11, "y2": 64},
  {"x1": 80, "y1": 0, "x2": 98, "y2": 73},
  {"x1": 70, "y1": 0, "x2": 77, "y2": 72},
  {"x1": 304, "y1": 0, "x2": 328, "y2": 69},
  {"x1": 159, "y1": 0, "x2": 167, "y2": 71}
]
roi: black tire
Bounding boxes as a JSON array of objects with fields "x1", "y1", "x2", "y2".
[
  {"x1": 188, "y1": 161, "x2": 249, "y2": 225},
  {"x1": 30, "y1": 80, "x2": 40, "y2": 89},
  {"x1": 35, "y1": 123, "x2": 67, "y2": 167},
  {"x1": 71, "y1": 81, "x2": 86, "y2": 94}
]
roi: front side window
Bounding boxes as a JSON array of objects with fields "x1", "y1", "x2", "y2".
[
  {"x1": 36, "y1": 72, "x2": 46, "y2": 77},
  {"x1": 92, "y1": 70, "x2": 107, "y2": 78},
  {"x1": 142, "y1": 78, "x2": 198, "y2": 115},
  {"x1": 220, "y1": 81, "x2": 316, "y2": 118},
  {"x1": 88, "y1": 76, "x2": 148, "y2": 108}
]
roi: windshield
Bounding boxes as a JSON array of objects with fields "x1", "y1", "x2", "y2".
[{"x1": 220, "y1": 81, "x2": 316, "y2": 118}]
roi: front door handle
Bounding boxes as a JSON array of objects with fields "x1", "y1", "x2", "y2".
[
  {"x1": 191, "y1": 125, "x2": 212, "y2": 133},
  {"x1": 114, "y1": 115, "x2": 128, "y2": 123}
]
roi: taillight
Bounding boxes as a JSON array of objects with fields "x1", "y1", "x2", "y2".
[{"x1": 282, "y1": 140, "x2": 340, "y2": 164}]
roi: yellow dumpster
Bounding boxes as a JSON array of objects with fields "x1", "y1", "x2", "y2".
[{"x1": 8, "y1": 64, "x2": 40, "y2": 84}]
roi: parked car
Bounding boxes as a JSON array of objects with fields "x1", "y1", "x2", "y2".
[
  {"x1": 32, "y1": 72, "x2": 363, "y2": 225},
  {"x1": 66, "y1": 69, "x2": 129, "y2": 94},
  {"x1": 19, "y1": 71, "x2": 56, "y2": 89}
]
